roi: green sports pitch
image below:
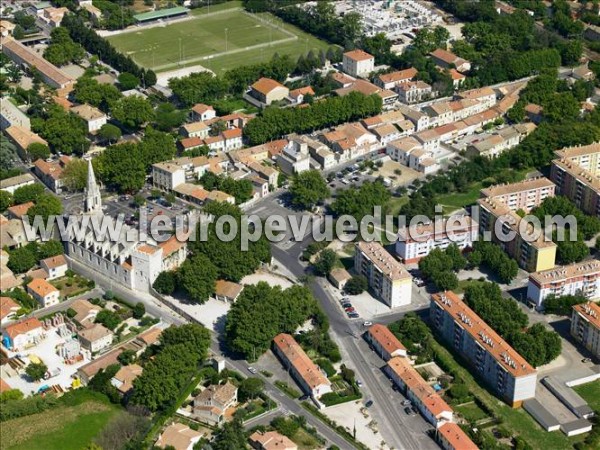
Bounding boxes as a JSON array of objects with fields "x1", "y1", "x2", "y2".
[{"x1": 107, "y1": 5, "x2": 332, "y2": 74}]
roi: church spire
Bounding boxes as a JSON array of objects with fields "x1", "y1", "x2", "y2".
[{"x1": 84, "y1": 158, "x2": 101, "y2": 213}]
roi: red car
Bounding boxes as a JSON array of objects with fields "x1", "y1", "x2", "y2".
[{"x1": 345, "y1": 307, "x2": 355, "y2": 313}]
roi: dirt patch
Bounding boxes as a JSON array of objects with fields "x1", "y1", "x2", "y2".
[
  {"x1": 1, "y1": 402, "x2": 112, "y2": 449},
  {"x1": 372, "y1": 161, "x2": 423, "y2": 187}
]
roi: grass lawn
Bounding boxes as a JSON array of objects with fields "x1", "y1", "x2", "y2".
[
  {"x1": 50, "y1": 274, "x2": 92, "y2": 299},
  {"x1": 454, "y1": 402, "x2": 490, "y2": 422},
  {"x1": 574, "y1": 381, "x2": 600, "y2": 413},
  {"x1": 385, "y1": 196, "x2": 409, "y2": 216},
  {"x1": 293, "y1": 427, "x2": 322, "y2": 450},
  {"x1": 454, "y1": 279, "x2": 488, "y2": 294},
  {"x1": 108, "y1": 1, "x2": 332, "y2": 74},
  {"x1": 435, "y1": 182, "x2": 483, "y2": 214},
  {"x1": 3, "y1": 399, "x2": 120, "y2": 450}
]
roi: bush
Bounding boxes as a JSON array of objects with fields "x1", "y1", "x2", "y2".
[{"x1": 316, "y1": 358, "x2": 336, "y2": 378}]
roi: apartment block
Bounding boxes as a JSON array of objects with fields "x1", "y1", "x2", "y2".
[
  {"x1": 571, "y1": 302, "x2": 600, "y2": 358},
  {"x1": 396, "y1": 216, "x2": 478, "y2": 264},
  {"x1": 364, "y1": 324, "x2": 407, "y2": 361},
  {"x1": 272, "y1": 333, "x2": 332, "y2": 400},
  {"x1": 354, "y1": 241, "x2": 412, "y2": 308},
  {"x1": 528, "y1": 260, "x2": 600, "y2": 310},
  {"x1": 385, "y1": 355, "x2": 454, "y2": 427},
  {"x1": 477, "y1": 197, "x2": 556, "y2": 272},
  {"x1": 551, "y1": 143, "x2": 600, "y2": 218},
  {"x1": 430, "y1": 292, "x2": 537, "y2": 407},
  {"x1": 480, "y1": 177, "x2": 556, "y2": 213}
]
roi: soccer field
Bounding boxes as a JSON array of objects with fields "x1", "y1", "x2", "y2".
[{"x1": 107, "y1": 5, "x2": 332, "y2": 74}]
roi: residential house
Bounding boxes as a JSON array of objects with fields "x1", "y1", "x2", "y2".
[
  {"x1": 40, "y1": 254, "x2": 68, "y2": 280},
  {"x1": 155, "y1": 423, "x2": 202, "y2": 450},
  {"x1": 375, "y1": 68, "x2": 418, "y2": 90},
  {"x1": 386, "y1": 136, "x2": 422, "y2": 166},
  {"x1": 289, "y1": 86, "x2": 314, "y2": 105},
  {"x1": 448, "y1": 69, "x2": 466, "y2": 89},
  {"x1": 2, "y1": 318, "x2": 45, "y2": 351},
  {"x1": 69, "y1": 298, "x2": 101, "y2": 327},
  {"x1": 571, "y1": 65, "x2": 595, "y2": 82},
  {"x1": 0, "y1": 173, "x2": 35, "y2": 194},
  {"x1": 334, "y1": 79, "x2": 398, "y2": 106},
  {"x1": 180, "y1": 121, "x2": 210, "y2": 139},
  {"x1": 415, "y1": 129, "x2": 440, "y2": 153},
  {"x1": 331, "y1": 72, "x2": 356, "y2": 88},
  {"x1": 385, "y1": 356, "x2": 453, "y2": 427},
  {"x1": 251, "y1": 176, "x2": 269, "y2": 199},
  {"x1": 27, "y1": 278, "x2": 60, "y2": 308},
  {"x1": 33, "y1": 156, "x2": 71, "y2": 193},
  {"x1": 6, "y1": 201, "x2": 34, "y2": 219},
  {"x1": 429, "y1": 48, "x2": 471, "y2": 73},
  {"x1": 246, "y1": 161, "x2": 279, "y2": 187},
  {"x1": 214, "y1": 279, "x2": 244, "y2": 303},
  {"x1": 0, "y1": 296, "x2": 20, "y2": 325},
  {"x1": 365, "y1": 324, "x2": 407, "y2": 361},
  {"x1": 193, "y1": 381, "x2": 238, "y2": 425},
  {"x1": 328, "y1": 267, "x2": 352, "y2": 290},
  {"x1": 110, "y1": 364, "x2": 143, "y2": 395},
  {"x1": 437, "y1": 422, "x2": 479, "y2": 450},
  {"x1": 77, "y1": 348, "x2": 123, "y2": 384},
  {"x1": 249, "y1": 78, "x2": 290, "y2": 107},
  {"x1": 342, "y1": 49, "x2": 375, "y2": 78},
  {"x1": 371, "y1": 123, "x2": 401, "y2": 147},
  {"x1": 249, "y1": 431, "x2": 298, "y2": 450},
  {"x1": 0, "y1": 250, "x2": 19, "y2": 291},
  {"x1": 1, "y1": 98, "x2": 30, "y2": 130},
  {"x1": 322, "y1": 123, "x2": 378, "y2": 161},
  {"x1": 78, "y1": 323, "x2": 114, "y2": 354},
  {"x1": 277, "y1": 138, "x2": 311, "y2": 174},
  {"x1": 206, "y1": 190, "x2": 235, "y2": 204},
  {"x1": 42, "y1": 6, "x2": 69, "y2": 27},
  {"x1": 456, "y1": 87, "x2": 496, "y2": 109},
  {"x1": 191, "y1": 103, "x2": 216, "y2": 122},
  {"x1": 4, "y1": 126, "x2": 48, "y2": 161},
  {"x1": 397, "y1": 105, "x2": 429, "y2": 131},
  {"x1": 272, "y1": 333, "x2": 332, "y2": 399},
  {"x1": 524, "y1": 103, "x2": 543, "y2": 124},
  {"x1": 397, "y1": 81, "x2": 433, "y2": 104},
  {"x1": 423, "y1": 102, "x2": 454, "y2": 127},
  {"x1": 70, "y1": 104, "x2": 107, "y2": 133},
  {"x1": 0, "y1": 218, "x2": 28, "y2": 249},
  {"x1": 222, "y1": 128, "x2": 243, "y2": 151}
]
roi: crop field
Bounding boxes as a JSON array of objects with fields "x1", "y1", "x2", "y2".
[{"x1": 107, "y1": 2, "x2": 332, "y2": 74}]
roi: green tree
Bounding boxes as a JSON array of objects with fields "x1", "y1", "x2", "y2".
[
  {"x1": 178, "y1": 254, "x2": 218, "y2": 304},
  {"x1": 345, "y1": 275, "x2": 368, "y2": 295},
  {"x1": 132, "y1": 302, "x2": 145, "y2": 319},
  {"x1": 97, "y1": 123, "x2": 122, "y2": 144},
  {"x1": 74, "y1": 77, "x2": 122, "y2": 111},
  {"x1": 37, "y1": 240, "x2": 64, "y2": 259},
  {"x1": 289, "y1": 170, "x2": 330, "y2": 210},
  {"x1": 117, "y1": 72, "x2": 139, "y2": 90},
  {"x1": 313, "y1": 249, "x2": 339, "y2": 276},
  {"x1": 27, "y1": 194, "x2": 63, "y2": 222},
  {"x1": 26, "y1": 143, "x2": 50, "y2": 161},
  {"x1": 95, "y1": 310, "x2": 122, "y2": 331},
  {"x1": 34, "y1": 106, "x2": 89, "y2": 155},
  {"x1": 7, "y1": 247, "x2": 37, "y2": 274},
  {"x1": 0, "y1": 190, "x2": 13, "y2": 212},
  {"x1": 154, "y1": 103, "x2": 188, "y2": 132},
  {"x1": 61, "y1": 158, "x2": 88, "y2": 191},
  {"x1": 26, "y1": 362, "x2": 47, "y2": 381},
  {"x1": 117, "y1": 349, "x2": 136, "y2": 366},
  {"x1": 238, "y1": 377, "x2": 264, "y2": 402},
  {"x1": 543, "y1": 294, "x2": 587, "y2": 316},
  {"x1": 111, "y1": 96, "x2": 154, "y2": 129},
  {"x1": 212, "y1": 419, "x2": 247, "y2": 450},
  {"x1": 13, "y1": 183, "x2": 45, "y2": 204}
]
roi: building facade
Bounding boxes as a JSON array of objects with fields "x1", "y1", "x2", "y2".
[
  {"x1": 570, "y1": 302, "x2": 600, "y2": 358},
  {"x1": 396, "y1": 216, "x2": 478, "y2": 264},
  {"x1": 430, "y1": 291, "x2": 537, "y2": 407},
  {"x1": 364, "y1": 324, "x2": 407, "y2": 361},
  {"x1": 527, "y1": 261, "x2": 600, "y2": 310},
  {"x1": 342, "y1": 50, "x2": 375, "y2": 78},
  {"x1": 354, "y1": 241, "x2": 412, "y2": 308},
  {"x1": 480, "y1": 177, "x2": 555, "y2": 213}
]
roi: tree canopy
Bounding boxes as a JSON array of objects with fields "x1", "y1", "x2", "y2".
[{"x1": 288, "y1": 170, "x2": 330, "y2": 210}]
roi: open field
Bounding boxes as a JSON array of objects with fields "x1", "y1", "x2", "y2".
[
  {"x1": 574, "y1": 381, "x2": 600, "y2": 413},
  {"x1": 108, "y1": 2, "x2": 332, "y2": 74},
  {"x1": 2, "y1": 397, "x2": 120, "y2": 450}
]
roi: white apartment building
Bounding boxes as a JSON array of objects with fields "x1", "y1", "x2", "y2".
[
  {"x1": 397, "y1": 81, "x2": 433, "y2": 104},
  {"x1": 343, "y1": 50, "x2": 375, "y2": 78},
  {"x1": 277, "y1": 138, "x2": 311, "y2": 174},
  {"x1": 571, "y1": 302, "x2": 600, "y2": 358},
  {"x1": 527, "y1": 261, "x2": 600, "y2": 309},
  {"x1": 396, "y1": 216, "x2": 478, "y2": 264},
  {"x1": 354, "y1": 241, "x2": 412, "y2": 308},
  {"x1": 152, "y1": 159, "x2": 188, "y2": 191},
  {"x1": 480, "y1": 177, "x2": 556, "y2": 213}
]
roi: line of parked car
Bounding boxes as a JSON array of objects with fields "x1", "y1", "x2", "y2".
[{"x1": 341, "y1": 297, "x2": 360, "y2": 319}]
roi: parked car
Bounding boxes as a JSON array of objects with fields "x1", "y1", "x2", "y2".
[
  {"x1": 345, "y1": 307, "x2": 355, "y2": 313},
  {"x1": 342, "y1": 302, "x2": 352, "y2": 308},
  {"x1": 348, "y1": 312, "x2": 360, "y2": 318},
  {"x1": 247, "y1": 366, "x2": 257, "y2": 374},
  {"x1": 363, "y1": 321, "x2": 373, "y2": 327},
  {"x1": 582, "y1": 358, "x2": 592, "y2": 363},
  {"x1": 356, "y1": 380, "x2": 363, "y2": 388},
  {"x1": 401, "y1": 399, "x2": 411, "y2": 406},
  {"x1": 404, "y1": 406, "x2": 412, "y2": 415},
  {"x1": 365, "y1": 400, "x2": 373, "y2": 407}
]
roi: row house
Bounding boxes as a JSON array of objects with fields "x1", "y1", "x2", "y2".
[
  {"x1": 335, "y1": 79, "x2": 398, "y2": 107},
  {"x1": 528, "y1": 261, "x2": 600, "y2": 310},
  {"x1": 322, "y1": 123, "x2": 378, "y2": 161},
  {"x1": 375, "y1": 67, "x2": 418, "y2": 90},
  {"x1": 456, "y1": 87, "x2": 496, "y2": 109},
  {"x1": 364, "y1": 324, "x2": 407, "y2": 361},
  {"x1": 430, "y1": 48, "x2": 471, "y2": 73},
  {"x1": 397, "y1": 81, "x2": 433, "y2": 104},
  {"x1": 397, "y1": 105, "x2": 429, "y2": 131},
  {"x1": 415, "y1": 129, "x2": 440, "y2": 153},
  {"x1": 180, "y1": 121, "x2": 210, "y2": 139}
]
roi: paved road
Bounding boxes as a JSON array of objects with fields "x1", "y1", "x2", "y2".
[{"x1": 270, "y1": 235, "x2": 438, "y2": 450}]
